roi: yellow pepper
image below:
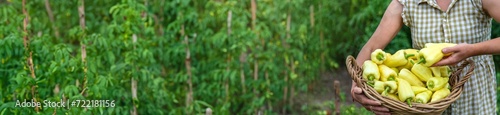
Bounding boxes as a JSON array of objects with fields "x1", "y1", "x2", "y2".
[
  {"x1": 390, "y1": 67, "x2": 399, "y2": 73},
  {"x1": 403, "y1": 49, "x2": 420, "y2": 60},
  {"x1": 401, "y1": 58, "x2": 417, "y2": 70},
  {"x1": 411, "y1": 63, "x2": 433, "y2": 82},
  {"x1": 411, "y1": 86, "x2": 428, "y2": 94},
  {"x1": 426, "y1": 77, "x2": 449, "y2": 91},
  {"x1": 446, "y1": 83, "x2": 451, "y2": 90},
  {"x1": 373, "y1": 81, "x2": 398, "y2": 96},
  {"x1": 363, "y1": 60, "x2": 380, "y2": 85},
  {"x1": 424, "y1": 43, "x2": 457, "y2": 56},
  {"x1": 371, "y1": 49, "x2": 387, "y2": 64},
  {"x1": 430, "y1": 88, "x2": 451, "y2": 103},
  {"x1": 396, "y1": 49, "x2": 418, "y2": 70},
  {"x1": 418, "y1": 47, "x2": 444, "y2": 67},
  {"x1": 396, "y1": 66, "x2": 406, "y2": 72},
  {"x1": 386, "y1": 93, "x2": 399, "y2": 101},
  {"x1": 384, "y1": 81, "x2": 398, "y2": 95},
  {"x1": 373, "y1": 81, "x2": 386, "y2": 94},
  {"x1": 397, "y1": 78, "x2": 415, "y2": 107},
  {"x1": 379, "y1": 65, "x2": 397, "y2": 81},
  {"x1": 415, "y1": 90, "x2": 432, "y2": 104},
  {"x1": 384, "y1": 50, "x2": 414, "y2": 68},
  {"x1": 430, "y1": 66, "x2": 441, "y2": 77},
  {"x1": 440, "y1": 66, "x2": 451, "y2": 77},
  {"x1": 398, "y1": 68, "x2": 426, "y2": 87}
]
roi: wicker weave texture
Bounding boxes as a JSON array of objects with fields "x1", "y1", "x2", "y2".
[{"x1": 345, "y1": 56, "x2": 474, "y2": 115}]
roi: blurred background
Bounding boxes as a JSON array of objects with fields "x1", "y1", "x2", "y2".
[{"x1": 0, "y1": 0, "x2": 498, "y2": 114}]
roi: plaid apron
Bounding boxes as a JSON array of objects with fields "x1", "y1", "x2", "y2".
[{"x1": 398, "y1": 0, "x2": 497, "y2": 114}]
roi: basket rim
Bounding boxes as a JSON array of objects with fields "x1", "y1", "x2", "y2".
[{"x1": 345, "y1": 55, "x2": 475, "y2": 113}]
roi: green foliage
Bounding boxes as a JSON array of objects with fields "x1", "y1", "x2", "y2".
[
  {"x1": 0, "y1": 0, "x2": 351, "y2": 114},
  {"x1": 493, "y1": 21, "x2": 500, "y2": 113},
  {"x1": 1, "y1": 0, "x2": 498, "y2": 114}
]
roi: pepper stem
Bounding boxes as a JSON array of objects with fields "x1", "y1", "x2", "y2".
[
  {"x1": 405, "y1": 54, "x2": 415, "y2": 59},
  {"x1": 367, "y1": 75, "x2": 376, "y2": 81},
  {"x1": 388, "y1": 76, "x2": 395, "y2": 81},
  {"x1": 382, "y1": 86, "x2": 390, "y2": 96},
  {"x1": 428, "y1": 81, "x2": 434, "y2": 89},
  {"x1": 406, "y1": 98, "x2": 413, "y2": 107},
  {"x1": 416, "y1": 99, "x2": 423, "y2": 104},
  {"x1": 367, "y1": 81, "x2": 375, "y2": 87},
  {"x1": 377, "y1": 53, "x2": 385, "y2": 61},
  {"x1": 417, "y1": 58, "x2": 426, "y2": 64}
]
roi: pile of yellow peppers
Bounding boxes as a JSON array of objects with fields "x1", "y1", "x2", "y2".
[{"x1": 362, "y1": 43, "x2": 456, "y2": 107}]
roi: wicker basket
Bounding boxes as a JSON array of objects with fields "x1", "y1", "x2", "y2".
[{"x1": 345, "y1": 56, "x2": 474, "y2": 115}]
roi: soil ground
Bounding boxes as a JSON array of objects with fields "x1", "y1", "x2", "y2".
[{"x1": 293, "y1": 65, "x2": 364, "y2": 113}]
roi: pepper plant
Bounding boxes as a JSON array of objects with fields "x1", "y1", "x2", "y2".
[{"x1": 4, "y1": 0, "x2": 482, "y2": 114}]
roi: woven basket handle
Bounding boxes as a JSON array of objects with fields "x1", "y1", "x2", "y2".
[
  {"x1": 345, "y1": 56, "x2": 364, "y2": 87},
  {"x1": 451, "y1": 59, "x2": 475, "y2": 90}
]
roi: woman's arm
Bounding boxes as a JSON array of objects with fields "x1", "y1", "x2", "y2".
[
  {"x1": 351, "y1": 0, "x2": 403, "y2": 114},
  {"x1": 355, "y1": 0, "x2": 404, "y2": 66},
  {"x1": 433, "y1": 0, "x2": 500, "y2": 66},
  {"x1": 472, "y1": 0, "x2": 500, "y2": 55}
]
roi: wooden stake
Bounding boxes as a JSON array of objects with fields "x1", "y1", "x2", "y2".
[
  {"x1": 282, "y1": 70, "x2": 288, "y2": 114},
  {"x1": 78, "y1": 0, "x2": 88, "y2": 96},
  {"x1": 129, "y1": 34, "x2": 138, "y2": 115},
  {"x1": 130, "y1": 78, "x2": 138, "y2": 115},
  {"x1": 289, "y1": 58, "x2": 295, "y2": 108},
  {"x1": 334, "y1": 80, "x2": 340, "y2": 115},
  {"x1": 22, "y1": 0, "x2": 39, "y2": 112},
  {"x1": 282, "y1": 6, "x2": 292, "y2": 114},
  {"x1": 250, "y1": 0, "x2": 262, "y2": 113},
  {"x1": 44, "y1": 0, "x2": 59, "y2": 38},
  {"x1": 253, "y1": 61, "x2": 258, "y2": 94},
  {"x1": 22, "y1": 0, "x2": 29, "y2": 49},
  {"x1": 310, "y1": 5, "x2": 314, "y2": 28},
  {"x1": 250, "y1": 0, "x2": 256, "y2": 30},
  {"x1": 239, "y1": 52, "x2": 247, "y2": 94},
  {"x1": 318, "y1": 4, "x2": 326, "y2": 73},
  {"x1": 227, "y1": 10, "x2": 232, "y2": 36},
  {"x1": 265, "y1": 71, "x2": 271, "y2": 110},
  {"x1": 206, "y1": 108, "x2": 212, "y2": 115},
  {"x1": 225, "y1": 10, "x2": 232, "y2": 101},
  {"x1": 183, "y1": 25, "x2": 194, "y2": 114}
]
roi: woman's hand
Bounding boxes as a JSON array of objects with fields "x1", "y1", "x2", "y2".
[
  {"x1": 433, "y1": 43, "x2": 474, "y2": 66},
  {"x1": 351, "y1": 81, "x2": 391, "y2": 115}
]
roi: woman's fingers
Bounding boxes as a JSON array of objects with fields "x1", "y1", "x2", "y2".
[
  {"x1": 434, "y1": 43, "x2": 472, "y2": 66},
  {"x1": 370, "y1": 105, "x2": 390, "y2": 112},
  {"x1": 365, "y1": 105, "x2": 391, "y2": 115},
  {"x1": 351, "y1": 83, "x2": 391, "y2": 114},
  {"x1": 359, "y1": 96, "x2": 381, "y2": 105},
  {"x1": 373, "y1": 110, "x2": 391, "y2": 115},
  {"x1": 434, "y1": 56, "x2": 459, "y2": 66},
  {"x1": 352, "y1": 86, "x2": 363, "y2": 94},
  {"x1": 352, "y1": 87, "x2": 381, "y2": 105}
]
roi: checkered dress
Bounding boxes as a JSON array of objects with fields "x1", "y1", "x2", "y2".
[{"x1": 398, "y1": 0, "x2": 497, "y2": 114}]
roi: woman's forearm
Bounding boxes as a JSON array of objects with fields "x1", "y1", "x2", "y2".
[
  {"x1": 434, "y1": 38, "x2": 500, "y2": 66},
  {"x1": 356, "y1": 44, "x2": 375, "y2": 66},
  {"x1": 355, "y1": 0, "x2": 404, "y2": 66},
  {"x1": 470, "y1": 38, "x2": 500, "y2": 56}
]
